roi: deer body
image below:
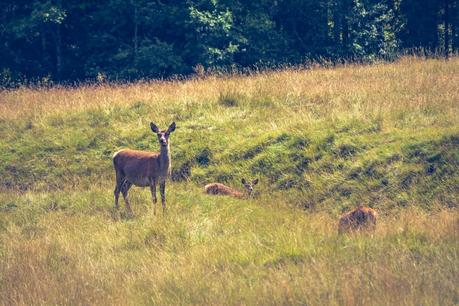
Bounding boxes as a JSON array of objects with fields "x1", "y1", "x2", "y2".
[
  {"x1": 338, "y1": 206, "x2": 377, "y2": 234},
  {"x1": 204, "y1": 183, "x2": 245, "y2": 198},
  {"x1": 113, "y1": 148, "x2": 170, "y2": 187},
  {"x1": 204, "y1": 179, "x2": 258, "y2": 199},
  {"x1": 113, "y1": 122, "x2": 176, "y2": 215}
]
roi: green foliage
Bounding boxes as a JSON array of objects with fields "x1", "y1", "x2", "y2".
[
  {"x1": 1, "y1": 0, "x2": 457, "y2": 85},
  {"x1": 190, "y1": 2, "x2": 239, "y2": 67},
  {"x1": 348, "y1": 0, "x2": 399, "y2": 59}
]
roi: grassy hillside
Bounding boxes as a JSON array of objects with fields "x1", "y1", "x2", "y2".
[{"x1": 0, "y1": 57, "x2": 458, "y2": 305}]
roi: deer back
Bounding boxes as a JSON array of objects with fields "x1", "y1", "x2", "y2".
[
  {"x1": 113, "y1": 149, "x2": 162, "y2": 186},
  {"x1": 338, "y1": 206, "x2": 377, "y2": 233},
  {"x1": 204, "y1": 183, "x2": 244, "y2": 198}
]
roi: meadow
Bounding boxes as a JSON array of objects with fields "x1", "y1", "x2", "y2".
[{"x1": 0, "y1": 57, "x2": 458, "y2": 305}]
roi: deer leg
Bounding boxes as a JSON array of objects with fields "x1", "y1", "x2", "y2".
[
  {"x1": 114, "y1": 171, "x2": 124, "y2": 209},
  {"x1": 150, "y1": 180, "x2": 157, "y2": 215},
  {"x1": 114, "y1": 185, "x2": 120, "y2": 209},
  {"x1": 160, "y1": 180, "x2": 166, "y2": 214},
  {"x1": 121, "y1": 180, "x2": 133, "y2": 214}
]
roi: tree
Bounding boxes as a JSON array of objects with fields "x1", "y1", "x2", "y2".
[
  {"x1": 0, "y1": 0, "x2": 456, "y2": 86},
  {"x1": 400, "y1": 0, "x2": 440, "y2": 52},
  {"x1": 188, "y1": 0, "x2": 239, "y2": 67},
  {"x1": 348, "y1": 0, "x2": 399, "y2": 60}
]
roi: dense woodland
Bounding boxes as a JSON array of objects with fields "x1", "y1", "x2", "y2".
[{"x1": 1, "y1": 0, "x2": 458, "y2": 85}]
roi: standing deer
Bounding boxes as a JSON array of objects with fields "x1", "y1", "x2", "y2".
[
  {"x1": 338, "y1": 205, "x2": 377, "y2": 234},
  {"x1": 204, "y1": 178, "x2": 259, "y2": 198},
  {"x1": 113, "y1": 122, "x2": 176, "y2": 215}
]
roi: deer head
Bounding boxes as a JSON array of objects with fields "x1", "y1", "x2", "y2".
[
  {"x1": 150, "y1": 122, "x2": 176, "y2": 147},
  {"x1": 241, "y1": 178, "x2": 259, "y2": 196}
]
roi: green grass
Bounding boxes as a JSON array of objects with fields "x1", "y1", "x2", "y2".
[{"x1": 0, "y1": 57, "x2": 458, "y2": 305}]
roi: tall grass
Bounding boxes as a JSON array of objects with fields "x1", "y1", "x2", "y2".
[
  {"x1": 0, "y1": 57, "x2": 458, "y2": 305},
  {"x1": 0, "y1": 186, "x2": 457, "y2": 305}
]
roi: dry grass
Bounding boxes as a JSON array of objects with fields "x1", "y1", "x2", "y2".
[
  {"x1": 1, "y1": 56, "x2": 457, "y2": 127},
  {"x1": 0, "y1": 186, "x2": 457, "y2": 305}
]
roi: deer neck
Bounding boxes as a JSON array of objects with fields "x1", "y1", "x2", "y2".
[{"x1": 159, "y1": 144, "x2": 171, "y2": 176}]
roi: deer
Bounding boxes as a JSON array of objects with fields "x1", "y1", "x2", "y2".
[
  {"x1": 204, "y1": 178, "x2": 259, "y2": 198},
  {"x1": 112, "y1": 122, "x2": 176, "y2": 215},
  {"x1": 338, "y1": 205, "x2": 377, "y2": 234}
]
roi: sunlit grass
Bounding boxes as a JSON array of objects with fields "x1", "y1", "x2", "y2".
[
  {"x1": 0, "y1": 185, "x2": 457, "y2": 305},
  {"x1": 0, "y1": 57, "x2": 458, "y2": 305}
]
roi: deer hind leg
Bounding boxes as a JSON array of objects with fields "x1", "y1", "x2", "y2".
[
  {"x1": 121, "y1": 180, "x2": 133, "y2": 214},
  {"x1": 114, "y1": 185, "x2": 120, "y2": 209},
  {"x1": 150, "y1": 180, "x2": 157, "y2": 215},
  {"x1": 160, "y1": 180, "x2": 166, "y2": 214},
  {"x1": 114, "y1": 170, "x2": 124, "y2": 209}
]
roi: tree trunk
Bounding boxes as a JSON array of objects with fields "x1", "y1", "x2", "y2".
[
  {"x1": 333, "y1": 0, "x2": 341, "y2": 45},
  {"x1": 444, "y1": 0, "x2": 450, "y2": 58},
  {"x1": 132, "y1": 0, "x2": 138, "y2": 61},
  {"x1": 341, "y1": 0, "x2": 353, "y2": 57},
  {"x1": 453, "y1": 12, "x2": 457, "y2": 52},
  {"x1": 342, "y1": 0, "x2": 350, "y2": 54},
  {"x1": 56, "y1": 23, "x2": 62, "y2": 80},
  {"x1": 455, "y1": 0, "x2": 459, "y2": 52},
  {"x1": 41, "y1": 26, "x2": 48, "y2": 71}
]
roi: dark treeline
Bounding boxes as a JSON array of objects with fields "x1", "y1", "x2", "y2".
[{"x1": 1, "y1": 0, "x2": 458, "y2": 85}]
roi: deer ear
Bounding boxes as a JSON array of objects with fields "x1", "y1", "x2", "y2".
[
  {"x1": 241, "y1": 178, "x2": 247, "y2": 185},
  {"x1": 150, "y1": 122, "x2": 159, "y2": 133},
  {"x1": 252, "y1": 178, "x2": 259, "y2": 185},
  {"x1": 167, "y1": 122, "x2": 176, "y2": 133}
]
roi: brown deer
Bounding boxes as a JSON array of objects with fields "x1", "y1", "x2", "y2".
[
  {"x1": 204, "y1": 178, "x2": 259, "y2": 198},
  {"x1": 113, "y1": 122, "x2": 176, "y2": 215},
  {"x1": 338, "y1": 205, "x2": 377, "y2": 234}
]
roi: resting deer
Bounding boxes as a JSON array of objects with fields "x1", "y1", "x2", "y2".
[
  {"x1": 338, "y1": 205, "x2": 377, "y2": 234},
  {"x1": 204, "y1": 178, "x2": 259, "y2": 198},
  {"x1": 113, "y1": 122, "x2": 176, "y2": 215}
]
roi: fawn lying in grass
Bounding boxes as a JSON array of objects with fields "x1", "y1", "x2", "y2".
[
  {"x1": 338, "y1": 205, "x2": 377, "y2": 234},
  {"x1": 205, "y1": 178, "x2": 259, "y2": 198}
]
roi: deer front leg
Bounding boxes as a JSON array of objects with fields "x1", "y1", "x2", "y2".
[
  {"x1": 121, "y1": 181, "x2": 133, "y2": 215},
  {"x1": 150, "y1": 180, "x2": 157, "y2": 215},
  {"x1": 160, "y1": 180, "x2": 166, "y2": 214}
]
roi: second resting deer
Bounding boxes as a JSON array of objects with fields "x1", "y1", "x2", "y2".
[{"x1": 338, "y1": 205, "x2": 377, "y2": 234}]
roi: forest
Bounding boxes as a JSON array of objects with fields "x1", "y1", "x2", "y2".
[{"x1": 1, "y1": 0, "x2": 458, "y2": 86}]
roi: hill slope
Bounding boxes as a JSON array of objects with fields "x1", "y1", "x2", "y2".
[{"x1": 0, "y1": 57, "x2": 458, "y2": 305}]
